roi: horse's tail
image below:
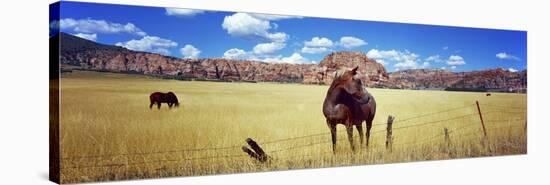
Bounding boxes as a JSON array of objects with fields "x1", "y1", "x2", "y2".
[{"x1": 149, "y1": 93, "x2": 155, "y2": 103}]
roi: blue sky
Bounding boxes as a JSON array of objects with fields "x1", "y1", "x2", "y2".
[{"x1": 51, "y1": 1, "x2": 527, "y2": 72}]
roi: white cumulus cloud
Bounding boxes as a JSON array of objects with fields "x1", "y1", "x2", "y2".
[
  {"x1": 265, "y1": 32, "x2": 288, "y2": 43},
  {"x1": 221, "y1": 13, "x2": 289, "y2": 43},
  {"x1": 221, "y1": 47, "x2": 313, "y2": 64},
  {"x1": 338, "y1": 36, "x2": 367, "y2": 48},
  {"x1": 422, "y1": 62, "x2": 430, "y2": 67},
  {"x1": 447, "y1": 55, "x2": 466, "y2": 66},
  {"x1": 394, "y1": 60, "x2": 429, "y2": 70},
  {"x1": 258, "y1": 56, "x2": 281, "y2": 63},
  {"x1": 496, "y1": 52, "x2": 521, "y2": 61},
  {"x1": 223, "y1": 48, "x2": 248, "y2": 60},
  {"x1": 367, "y1": 49, "x2": 428, "y2": 70},
  {"x1": 180, "y1": 44, "x2": 201, "y2": 59},
  {"x1": 165, "y1": 8, "x2": 204, "y2": 16},
  {"x1": 304, "y1": 37, "x2": 334, "y2": 47},
  {"x1": 60, "y1": 18, "x2": 146, "y2": 36},
  {"x1": 366, "y1": 49, "x2": 426, "y2": 70},
  {"x1": 254, "y1": 53, "x2": 314, "y2": 64},
  {"x1": 425, "y1": 55, "x2": 443, "y2": 63},
  {"x1": 280, "y1": 53, "x2": 313, "y2": 64},
  {"x1": 73, "y1": 33, "x2": 97, "y2": 41},
  {"x1": 376, "y1": 59, "x2": 388, "y2": 66},
  {"x1": 253, "y1": 42, "x2": 286, "y2": 55},
  {"x1": 367, "y1": 49, "x2": 400, "y2": 60},
  {"x1": 301, "y1": 46, "x2": 330, "y2": 54},
  {"x1": 301, "y1": 37, "x2": 333, "y2": 54},
  {"x1": 508, "y1": 68, "x2": 518, "y2": 72},
  {"x1": 115, "y1": 36, "x2": 177, "y2": 55}
]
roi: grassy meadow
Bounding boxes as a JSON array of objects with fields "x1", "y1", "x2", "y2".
[{"x1": 59, "y1": 71, "x2": 527, "y2": 183}]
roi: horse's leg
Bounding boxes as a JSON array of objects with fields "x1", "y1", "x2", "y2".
[
  {"x1": 168, "y1": 103, "x2": 173, "y2": 109},
  {"x1": 157, "y1": 102, "x2": 161, "y2": 109},
  {"x1": 356, "y1": 124, "x2": 364, "y2": 145},
  {"x1": 346, "y1": 125, "x2": 355, "y2": 152},
  {"x1": 149, "y1": 102, "x2": 154, "y2": 109},
  {"x1": 327, "y1": 120, "x2": 337, "y2": 154},
  {"x1": 366, "y1": 121, "x2": 373, "y2": 147}
]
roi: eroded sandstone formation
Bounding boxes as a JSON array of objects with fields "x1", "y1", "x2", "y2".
[{"x1": 54, "y1": 32, "x2": 526, "y2": 92}]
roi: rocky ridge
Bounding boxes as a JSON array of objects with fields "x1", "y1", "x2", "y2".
[{"x1": 54, "y1": 32, "x2": 526, "y2": 92}]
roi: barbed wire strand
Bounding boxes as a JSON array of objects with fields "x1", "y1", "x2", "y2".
[
  {"x1": 478, "y1": 103, "x2": 526, "y2": 110},
  {"x1": 61, "y1": 106, "x2": 526, "y2": 168},
  {"x1": 392, "y1": 104, "x2": 475, "y2": 123},
  {"x1": 63, "y1": 121, "x2": 526, "y2": 170}
]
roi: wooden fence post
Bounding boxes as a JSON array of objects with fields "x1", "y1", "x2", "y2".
[
  {"x1": 242, "y1": 138, "x2": 269, "y2": 162},
  {"x1": 385, "y1": 115, "x2": 395, "y2": 152},
  {"x1": 444, "y1": 127, "x2": 450, "y2": 144},
  {"x1": 475, "y1": 101, "x2": 487, "y2": 137},
  {"x1": 442, "y1": 127, "x2": 452, "y2": 152}
]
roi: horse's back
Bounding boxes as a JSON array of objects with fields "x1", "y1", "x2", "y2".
[
  {"x1": 150, "y1": 92, "x2": 163, "y2": 96},
  {"x1": 150, "y1": 92, "x2": 161, "y2": 100},
  {"x1": 150, "y1": 92, "x2": 170, "y2": 103}
]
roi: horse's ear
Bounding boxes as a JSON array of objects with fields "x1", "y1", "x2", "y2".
[{"x1": 351, "y1": 66, "x2": 359, "y2": 75}]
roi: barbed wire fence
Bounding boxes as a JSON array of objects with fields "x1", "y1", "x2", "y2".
[{"x1": 60, "y1": 101, "x2": 527, "y2": 170}]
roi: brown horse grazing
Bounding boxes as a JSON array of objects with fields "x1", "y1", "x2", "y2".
[
  {"x1": 149, "y1": 92, "x2": 180, "y2": 109},
  {"x1": 322, "y1": 66, "x2": 376, "y2": 153}
]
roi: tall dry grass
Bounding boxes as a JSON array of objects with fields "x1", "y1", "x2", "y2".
[{"x1": 58, "y1": 71, "x2": 526, "y2": 183}]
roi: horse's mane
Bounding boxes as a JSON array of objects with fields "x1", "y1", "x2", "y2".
[
  {"x1": 328, "y1": 68, "x2": 349, "y2": 92},
  {"x1": 333, "y1": 68, "x2": 348, "y2": 79}
]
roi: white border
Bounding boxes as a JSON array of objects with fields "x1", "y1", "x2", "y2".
[{"x1": 0, "y1": 0, "x2": 548, "y2": 184}]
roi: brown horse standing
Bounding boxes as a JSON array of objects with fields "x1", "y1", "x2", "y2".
[
  {"x1": 322, "y1": 66, "x2": 376, "y2": 153},
  {"x1": 149, "y1": 92, "x2": 180, "y2": 109}
]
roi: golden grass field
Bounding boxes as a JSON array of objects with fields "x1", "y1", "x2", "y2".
[{"x1": 58, "y1": 71, "x2": 527, "y2": 183}]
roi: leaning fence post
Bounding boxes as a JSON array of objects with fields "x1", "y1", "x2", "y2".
[
  {"x1": 242, "y1": 138, "x2": 269, "y2": 162},
  {"x1": 385, "y1": 115, "x2": 395, "y2": 152},
  {"x1": 242, "y1": 146, "x2": 260, "y2": 160},
  {"x1": 475, "y1": 101, "x2": 487, "y2": 137}
]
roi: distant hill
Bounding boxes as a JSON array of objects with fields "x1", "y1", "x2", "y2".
[
  {"x1": 388, "y1": 68, "x2": 527, "y2": 92},
  {"x1": 52, "y1": 32, "x2": 526, "y2": 92}
]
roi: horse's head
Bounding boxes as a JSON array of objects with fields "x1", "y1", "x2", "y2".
[
  {"x1": 167, "y1": 92, "x2": 180, "y2": 107},
  {"x1": 333, "y1": 66, "x2": 370, "y2": 104}
]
